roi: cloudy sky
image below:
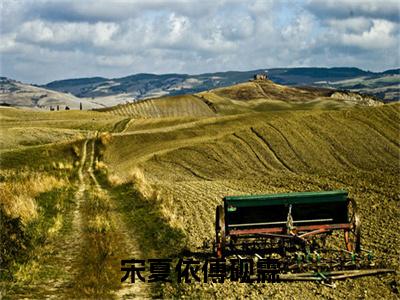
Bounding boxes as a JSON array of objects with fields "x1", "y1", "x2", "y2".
[{"x1": 1, "y1": 0, "x2": 399, "y2": 84}]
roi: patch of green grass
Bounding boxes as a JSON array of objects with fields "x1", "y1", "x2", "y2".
[
  {"x1": 72, "y1": 188, "x2": 121, "y2": 298},
  {"x1": 73, "y1": 231, "x2": 121, "y2": 298},
  {"x1": 27, "y1": 187, "x2": 75, "y2": 243},
  {"x1": 111, "y1": 117, "x2": 131, "y2": 133},
  {"x1": 99, "y1": 176, "x2": 187, "y2": 257},
  {"x1": 95, "y1": 171, "x2": 188, "y2": 298},
  {"x1": 0, "y1": 143, "x2": 76, "y2": 170}
]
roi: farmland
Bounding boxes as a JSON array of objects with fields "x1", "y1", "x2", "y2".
[
  {"x1": 104, "y1": 103, "x2": 400, "y2": 298},
  {"x1": 0, "y1": 80, "x2": 399, "y2": 299}
]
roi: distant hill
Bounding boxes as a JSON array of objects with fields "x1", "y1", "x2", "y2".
[
  {"x1": 1, "y1": 67, "x2": 398, "y2": 110},
  {"x1": 0, "y1": 77, "x2": 103, "y2": 109},
  {"x1": 100, "y1": 78, "x2": 382, "y2": 118},
  {"x1": 42, "y1": 67, "x2": 399, "y2": 103}
]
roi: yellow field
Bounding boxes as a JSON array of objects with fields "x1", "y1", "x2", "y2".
[
  {"x1": 0, "y1": 83, "x2": 399, "y2": 299},
  {"x1": 100, "y1": 94, "x2": 216, "y2": 118},
  {"x1": 104, "y1": 103, "x2": 400, "y2": 298},
  {"x1": 101, "y1": 80, "x2": 382, "y2": 118}
]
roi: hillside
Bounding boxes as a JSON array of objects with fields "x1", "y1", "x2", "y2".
[
  {"x1": 0, "y1": 97, "x2": 398, "y2": 299},
  {"x1": 0, "y1": 77, "x2": 103, "y2": 110},
  {"x1": 104, "y1": 103, "x2": 399, "y2": 182},
  {"x1": 104, "y1": 103, "x2": 400, "y2": 298},
  {"x1": 42, "y1": 67, "x2": 399, "y2": 102},
  {"x1": 101, "y1": 79, "x2": 381, "y2": 118},
  {"x1": 314, "y1": 74, "x2": 400, "y2": 103},
  {"x1": 98, "y1": 94, "x2": 216, "y2": 118},
  {"x1": 2, "y1": 68, "x2": 397, "y2": 110}
]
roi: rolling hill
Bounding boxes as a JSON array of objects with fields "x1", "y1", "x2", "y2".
[
  {"x1": 0, "y1": 77, "x2": 102, "y2": 110},
  {"x1": 43, "y1": 67, "x2": 399, "y2": 102},
  {"x1": 100, "y1": 78, "x2": 381, "y2": 118},
  {"x1": 2, "y1": 68, "x2": 397, "y2": 110},
  {"x1": 0, "y1": 76, "x2": 398, "y2": 299}
]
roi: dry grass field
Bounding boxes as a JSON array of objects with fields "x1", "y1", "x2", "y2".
[
  {"x1": 102, "y1": 79, "x2": 382, "y2": 118},
  {"x1": 99, "y1": 94, "x2": 216, "y2": 118},
  {"x1": 0, "y1": 81, "x2": 398, "y2": 299}
]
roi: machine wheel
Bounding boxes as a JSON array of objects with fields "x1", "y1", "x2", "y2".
[
  {"x1": 215, "y1": 205, "x2": 226, "y2": 258},
  {"x1": 344, "y1": 198, "x2": 361, "y2": 253}
]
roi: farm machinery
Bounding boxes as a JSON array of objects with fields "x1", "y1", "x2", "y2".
[{"x1": 213, "y1": 190, "x2": 396, "y2": 282}]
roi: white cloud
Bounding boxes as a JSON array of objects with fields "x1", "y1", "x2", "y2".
[
  {"x1": 340, "y1": 19, "x2": 398, "y2": 49},
  {"x1": 16, "y1": 20, "x2": 119, "y2": 47},
  {"x1": 1, "y1": 0, "x2": 399, "y2": 83},
  {"x1": 326, "y1": 17, "x2": 373, "y2": 34},
  {"x1": 0, "y1": 33, "x2": 18, "y2": 54},
  {"x1": 95, "y1": 54, "x2": 137, "y2": 67},
  {"x1": 281, "y1": 14, "x2": 316, "y2": 50},
  {"x1": 168, "y1": 13, "x2": 189, "y2": 41}
]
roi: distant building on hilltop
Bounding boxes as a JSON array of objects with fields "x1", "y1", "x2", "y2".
[{"x1": 253, "y1": 73, "x2": 268, "y2": 80}]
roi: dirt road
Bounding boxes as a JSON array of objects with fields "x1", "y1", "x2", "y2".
[{"x1": 3, "y1": 133, "x2": 149, "y2": 299}]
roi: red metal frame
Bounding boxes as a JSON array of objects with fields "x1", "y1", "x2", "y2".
[{"x1": 228, "y1": 223, "x2": 351, "y2": 237}]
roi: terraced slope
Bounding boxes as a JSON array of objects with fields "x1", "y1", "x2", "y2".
[{"x1": 100, "y1": 94, "x2": 215, "y2": 118}]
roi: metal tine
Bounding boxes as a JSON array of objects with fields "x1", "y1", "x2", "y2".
[{"x1": 320, "y1": 282, "x2": 337, "y2": 288}]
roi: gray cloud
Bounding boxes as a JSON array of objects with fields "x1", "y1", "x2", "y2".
[
  {"x1": 0, "y1": 0, "x2": 399, "y2": 84},
  {"x1": 306, "y1": 0, "x2": 400, "y2": 22},
  {"x1": 27, "y1": 0, "x2": 232, "y2": 22}
]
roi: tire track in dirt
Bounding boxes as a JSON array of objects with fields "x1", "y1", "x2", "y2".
[
  {"x1": 74, "y1": 137, "x2": 89, "y2": 230},
  {"x1": 327, "y1": 114, "x2": 399, "y2": 165},
  {"x1": 172, "y1": 146, "x2": 236, "y2": 179},
  {"x1": 157, "y1": 157, "x2": 212, "y2": 181},
  {"x1": 55, "y1": 134, "x2": 94, "y2": 297},
  {"x1": 302, "y1": 120, "x2": 359, "y2": 171},
  {"x1": 265, "y1": 122, "x2": 310, "y2": 169},
  {"x1": 253, "y1": 81, "x2": 270, "y2": 98},
  {"x1": 34, "y1": 137, "x2": 90, "y2": 298},
  {"x1": 2, "y1": 137, "x2": 92, "y2": 299},
  {"x1": 88, "y1": 134, "x2": 100, "y2": 189},
  {"x1": 83, "y1": 134, "x2": 149, "y2": 299},
  {"x1": 250, "y1": 126, "x2": 295, "y2": 173},
  {"x1": 352, "y1": 116, "x2": 400, "y2": 148},
  {"x1": 207, "y1": 144, "x2": 250, "y2": 173},
  {"x1": 219, "y1": 137, "x2": 259, "y2": 174},
  {"x1": 25, "y1": 133, "x2": 150, "y2": 299},
  {"x1": 232, "y1": 132, "x2": 273, "y2": 172}
]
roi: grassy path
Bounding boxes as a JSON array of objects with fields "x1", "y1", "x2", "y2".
[
  {"x1": 2, "y1": 134, "x2": 149, "y2": 299},
  {"x1": 85, "y1": 133, "x2": 148, "y2": 298},
  {"x1": 69, "y1": 133, "x2": 149, "y2": 298}
]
